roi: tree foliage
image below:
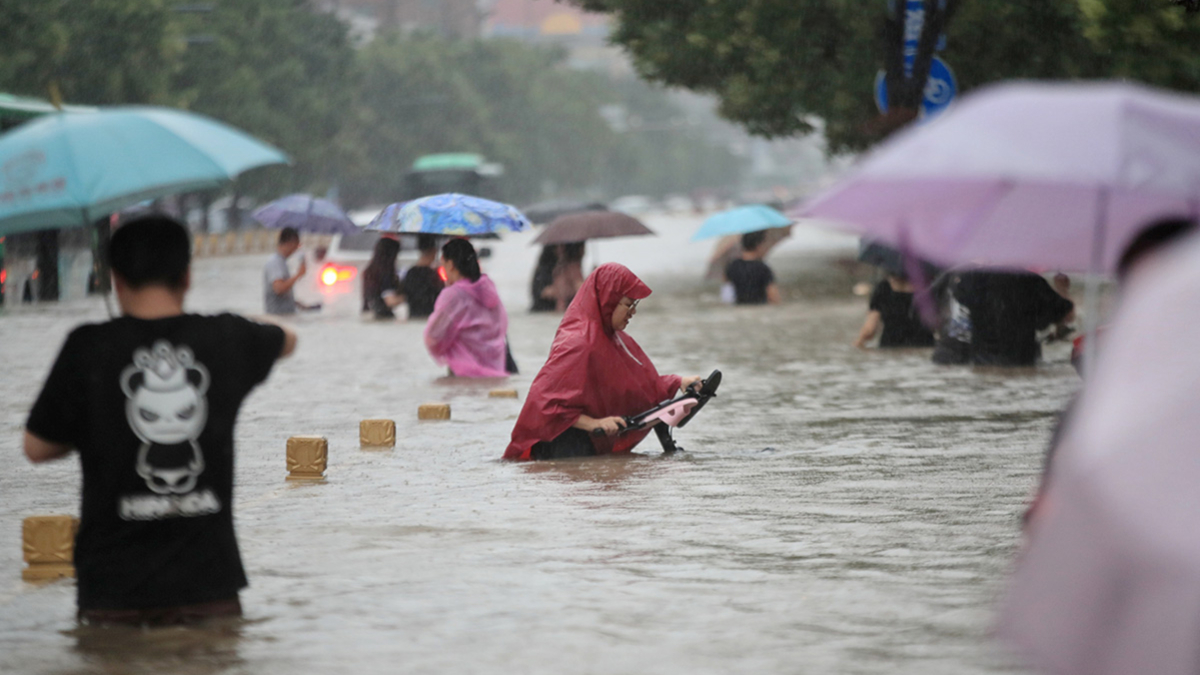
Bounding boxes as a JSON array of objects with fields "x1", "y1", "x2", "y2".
[
  {"x1": 170, "y1": 0, "x2": 359, "y2": 193},
  {"x1": 573, "y1": 0, "x2": 1199, "y2": 152},
  {"x1": 339, "y1": 35, "x2": 741, "y2": 205},
  {"x1": 0, "y1": 0, "x2": 182, "y2": 105},
  {"x1": 0, "y1": 2, "x2": 741, "y2": 207}
]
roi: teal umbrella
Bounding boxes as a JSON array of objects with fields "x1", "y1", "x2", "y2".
[
  {"x1": 691, "y1": 204, "x2": 791, "y2": 241},
  {"x1": 0, "y1": 106, "x2": 288, "y2": 236}
]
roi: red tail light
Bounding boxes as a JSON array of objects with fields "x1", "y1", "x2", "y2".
[{"x1": 320, "y1": 264, "x2": 356, "y2": 286}]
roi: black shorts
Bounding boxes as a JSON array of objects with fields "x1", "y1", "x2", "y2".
[{"x1": 530, "y1": 427, "x2": 596, "y2": 460}]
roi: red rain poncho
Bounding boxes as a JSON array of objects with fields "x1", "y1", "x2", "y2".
[{"x1": 504, "y1": 263, "x2": 682, "y2": 460}]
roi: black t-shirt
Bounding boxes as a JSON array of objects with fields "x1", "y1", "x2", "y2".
[
  {"x1": 954, "y1": 271, "x2": 1074, "y2": 366},
  {"x1": 402, "y1": 265, "x2": 444, "y2": 319},
  {"x1": 25, "y1": 314, "x2": 285, "y2": 611},
  {"x1": 725, "y1": 258, "x2": 775, "y2": 305},
  {"x1": 362, "y1": 267, "x2": 401, "y2": 319},
  {"x1": 869, "y1": 281, "x2": 935, "y2": 348}
]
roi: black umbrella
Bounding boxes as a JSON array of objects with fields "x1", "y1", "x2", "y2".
[{"x1": 858, "y1": 239, "x2": 940, "y2": 278}]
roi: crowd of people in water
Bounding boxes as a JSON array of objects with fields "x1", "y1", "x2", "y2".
[
  {"x1": 22, "y1": 215, "x2": 706, "y2": 626},
  {"x1": 853, "y1": 266, "x2": 1075, "y2": 368}
]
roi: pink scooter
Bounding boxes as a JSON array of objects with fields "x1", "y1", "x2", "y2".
[{"x1": 594, "y1": 369, "x2": 722, "y2": 453}]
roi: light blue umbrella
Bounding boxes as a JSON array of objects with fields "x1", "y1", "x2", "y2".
[
  {"x1": 691, "y1": 204, "x2": 791, "y2": 241},
  {"x1": 366, "y1": 193, "x2": 530, "y2": 237},
  {"x1": 0, "y1": 106, "x2": 288, "y2": 236},
  {"x1": 252, "y1": 193, "x2": 357, "y2": 234}
]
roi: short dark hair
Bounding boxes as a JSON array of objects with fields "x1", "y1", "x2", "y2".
[
  {"x1": 417, "y1": 233, "x2": 438, "y2": 253},
  {"x1": 442, "y1": 237, "x2": 481, "y2": 282},
  {"x1": 1117, "y1": 217, "x2": 1197, "y2": 279},
  {"x1": 279, "y1": 227, "x2": 300, "y2": 245},
  {"x1": 742, "y1": 230, "x2": 767, "y2": 251},
  {"x1": 108, "y1": 216, "x2": 191, "y2": 290}
]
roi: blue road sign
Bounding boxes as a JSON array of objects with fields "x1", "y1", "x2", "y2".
[{"x1": 874, "y1": 56, "x2": 958, "y2": 121}]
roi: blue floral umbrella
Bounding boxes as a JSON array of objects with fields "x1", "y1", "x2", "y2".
[
  {"x1": 252, "y1": 193, "x2": 358, "y2": 234},
  {"x1": 366, "y1": 193, "x2": 530, "y2": 237}
]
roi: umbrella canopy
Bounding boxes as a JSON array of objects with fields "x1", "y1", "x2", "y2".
[
  {"x1": 692, "y1": 205, "x2": 791, "y2": 241},
  {"x1": 0, "y1": 106, "x2": 288, "y2": 236},
  {"x1": 252, "y1": 193, "x2": 357, "y2": 234},
  {"x1": 795, "y1": 81, "x2": 1200, "y2": 274},
  {"x1": 522, "y1": 199, "x2": 607, "y2": 225},
  {"x1": 998, "y1": 235, "x2": 1200, "y2": 675},
  {"x1": 532, "y1": 211, "x2": 654, "y2": 246},
  {"x1": 857, "y1": 239, "x2": 941, "y2": 278},
  {"x1": 366, "y1": 193, "x2": 529, "y2": 237},
  {"x1": 857, "y1": 239, "x2": 905, "y2": 274}
]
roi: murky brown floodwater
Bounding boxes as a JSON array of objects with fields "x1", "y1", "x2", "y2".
[{"x1": 0, "y1": 214, "x2": 1077, "y2": 674}]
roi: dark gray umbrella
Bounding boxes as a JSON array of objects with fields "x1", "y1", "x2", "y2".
[
  {"x1": 522, "y1": 199, "x2": 607, "y2": 225},
  {"x1": 252, "y1": 193, "x2": 358, "y2": 234},
  {"x1": 532, "y1": 211, "x2": 654, "y2": 246}
]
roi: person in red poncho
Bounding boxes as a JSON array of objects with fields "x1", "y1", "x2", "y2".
[{"x1": 504, "y1": 263, "x2": 702, "y2": 461}]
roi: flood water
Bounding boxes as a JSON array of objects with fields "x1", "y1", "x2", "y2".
[{"x1": 0, "y1": 214, "x2": 1077, "y2": 674}]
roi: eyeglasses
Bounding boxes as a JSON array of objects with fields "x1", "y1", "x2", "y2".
[{"x1": 620, "y1": 299, "x2": 639, "y2": 311}]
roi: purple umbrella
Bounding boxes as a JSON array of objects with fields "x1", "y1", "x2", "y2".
[
  {"x1": 252, "y1": 193, "x2": 358, "y2": 234},
  {"x1": 796, "y1": 81, "x2": 1200, "y2": 367},
  {"x1": 998, "y1": 234, "x2": 1200, "y2": 675},
  {"x1": 795, "y1": 81, "x2": 1200, "y2": 274}
]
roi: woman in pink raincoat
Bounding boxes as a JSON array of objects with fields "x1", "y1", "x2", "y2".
[{"x1": 424, "y1": 238, "x2": 512, "y2": 378}]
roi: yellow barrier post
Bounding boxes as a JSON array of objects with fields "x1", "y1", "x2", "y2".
[
  {"x1": 418, "y1": 404, "x2": 451, "y2": 421},
  {"x1": 21, "y1": 515, "x2": 78, "y2": 582},
  {"x1": 360, "y1": 419, "x2": 396, "y2": 448},
  {"x1": 286, "y1": 436, "x2": 328, "y2": 482}
]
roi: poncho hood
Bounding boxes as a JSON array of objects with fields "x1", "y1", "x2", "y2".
[
  {"x1": 503, "y1": 263, "x2": 680, "y2": 460},
  {"x1": 454, "y1": 275, "x2": 502, "y2": 309}
]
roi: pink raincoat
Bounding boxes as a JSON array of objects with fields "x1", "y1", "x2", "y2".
[{"x1": 424, "y1": 274, "x2": 509, "y2": 378}]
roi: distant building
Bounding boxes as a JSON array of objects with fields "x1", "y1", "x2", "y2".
[
  {"x1": 483, "y1": 0, "x2": 629, "y2": 75},
  {"x1": 485, "y1": 0, "x2": 607, "y2": 40},
  {"x1": 326, "y1": 0, "x2": 485, "y2": 39}
]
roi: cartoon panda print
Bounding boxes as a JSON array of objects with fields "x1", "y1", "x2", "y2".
[{"x1": 120, "y1": 340, "x2": 210, "y2": 495}]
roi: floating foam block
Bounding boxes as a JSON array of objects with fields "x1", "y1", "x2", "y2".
[{"x1": 488, "y1": 389, "x2": 519, "y2": 399}]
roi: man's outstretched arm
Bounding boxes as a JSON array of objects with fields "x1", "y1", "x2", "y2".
[{"x1": 24, "y1": 430, "x2": 71, "y2": 463}]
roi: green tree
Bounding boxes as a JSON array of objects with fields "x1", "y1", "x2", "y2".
[
  {"x1": 572, "y1": 0, "x2": 1095, "y2": 152},
  {"x1": 1077, "y1": 0, "x2": 1200, "y2": 92},
  {"x1": 171, "y1": 0, "x2": 359, "y2": 194},
  {"x1": 0, "y1": 0, "x2": 182, "y2": 105},
  {"x1": 340, "y1": 34, "x2": 741, "y2": 206}
]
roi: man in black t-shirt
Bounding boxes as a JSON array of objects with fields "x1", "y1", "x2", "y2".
[
  {"x1": 953, "y1": 270, "x2": 1073, "y2": 367},
  {"x1": 401, "y1": 233, "x2": 445, "y2": 319},
  {"x1": 24, "y1": 216, "x2": 296, "y2": 626},
  {"x1": 724, "y1": 230, "x2": 781, "y2": 305}
]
